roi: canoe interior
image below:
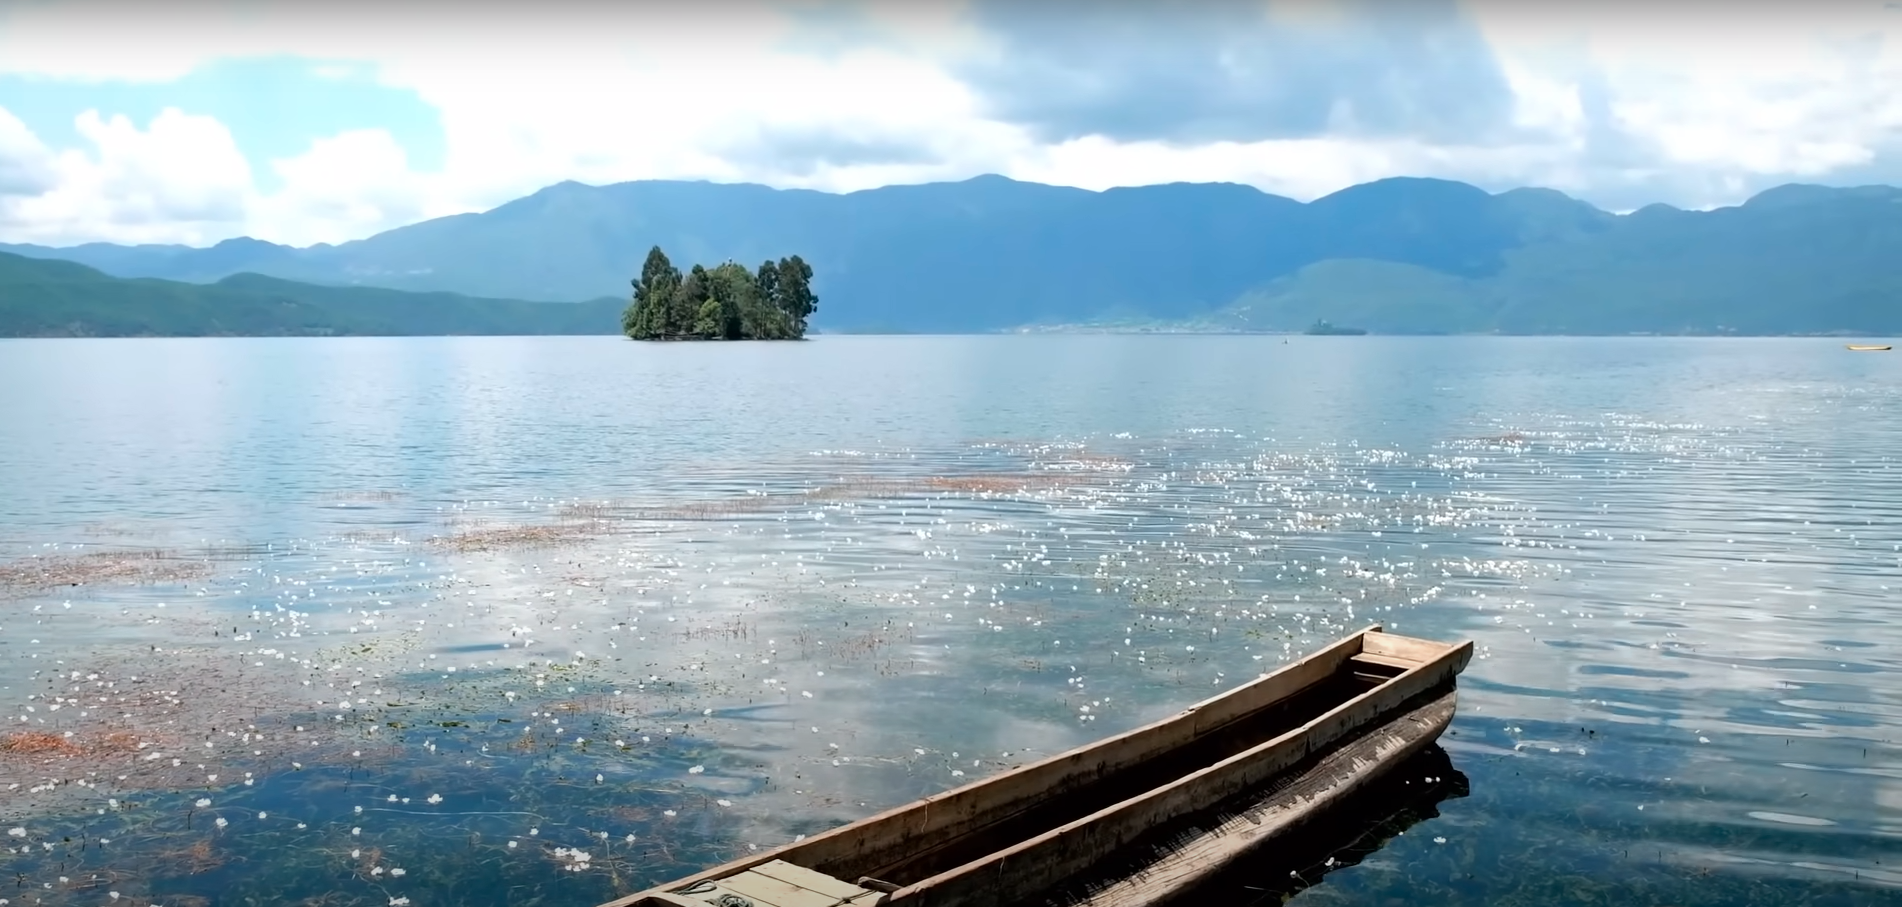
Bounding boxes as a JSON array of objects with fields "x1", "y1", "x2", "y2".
[
  {"x1": 608, "y1": 627, "x2": 1471, "y2": 907},
  {"x1": 1029, "y1": 688, "x2": 1459, "y2": 907},
  {"x1": 1043, "y1": 733, "x2": 1472, "y2": 907},
  {"x1": 865, "y1": 654, "x2": 1410, "y2": 884}
]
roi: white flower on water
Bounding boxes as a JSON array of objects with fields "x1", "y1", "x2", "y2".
[
  {"x1": 6, "y1": 828, "x2": 24, "y2": 838},
  {"x1": 390, "y1": 868, "x2": 406, "y2": 878},
  {"x1": 257, "y1": 812, "x2": 267, "y2": 820},
  {"x1": 214, "y1": 818, "x2": 228, "y2": 829},
  {"x1": 387, "y1": 795, "x2": 399, "y2": 802},
  {"x1": 426, "y1": 794, "x2": 443, "y2": 805},
  {"x1": 688, "y1": 765, "x2": 705, "y2": 774},
  {"x1": 553, "y1": 847, "x2": 593, "y2": 872},
  {"x1": 194, "y1": 799, "x2": 211, "y2": 809},
  {"x1": 351, "y1": 827, "x2": 362, "y2": 836}
]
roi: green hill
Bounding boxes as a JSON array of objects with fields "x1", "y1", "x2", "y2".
[{"x1": 0, "y1": 252, "x2": 624, "y2": 338}]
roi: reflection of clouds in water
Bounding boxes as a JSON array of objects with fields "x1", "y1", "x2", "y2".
[{"x1": 2, "y1": 414, "x2": 1900, "y2": 902}]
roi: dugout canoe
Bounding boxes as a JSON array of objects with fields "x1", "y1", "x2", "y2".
[{"x1": 606, "y1": 625, "x2": 1473, "y2": 907}]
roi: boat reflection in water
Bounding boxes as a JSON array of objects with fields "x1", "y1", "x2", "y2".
[
  {"x1": 613, "y1": 628, "x2": 1470, "y2": 907},
  {"x1": 1061, "y1": 745, "x2": 1470, "y2": 907}
]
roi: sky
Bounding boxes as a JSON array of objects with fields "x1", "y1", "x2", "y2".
[{"x1": 1, "y1": 0, "x2": 1900, "y2": 248}]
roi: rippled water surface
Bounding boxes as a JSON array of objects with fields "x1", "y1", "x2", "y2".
[{"x1": 1, "y1": 335, "x2": 1898, "y2": 907}]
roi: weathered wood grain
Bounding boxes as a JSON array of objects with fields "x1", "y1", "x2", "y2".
[
  {"x1": 1048, "y1": 690, "x2": 1456, "y2": 907},
  {"x1": 887, "y1": 639, "x2": 1470, "y2": 907},
  {"x1": 604, "y1": 628, "x2": 1472, "y2": 907}
]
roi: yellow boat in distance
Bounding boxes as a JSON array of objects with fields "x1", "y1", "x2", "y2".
[{"x1": 1846, "y1": 344, "x2": 1892, "y2": 351}]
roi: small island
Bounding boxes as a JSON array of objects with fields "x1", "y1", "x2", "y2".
[
  {"x1": 1304, "y1": 319, "x2": 1368, "y2": 336},
  {"x1": 622, "y1": 246, "x2": 817, "y2": 341}
]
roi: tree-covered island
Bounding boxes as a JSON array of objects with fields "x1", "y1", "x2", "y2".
[{"x1": 621, "y1": 246, "x2": 816, "y2": 340}]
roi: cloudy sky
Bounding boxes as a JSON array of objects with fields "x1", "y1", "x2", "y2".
[{"x1": 1, "y1": 0, "x2": 1899, "y2": 247}]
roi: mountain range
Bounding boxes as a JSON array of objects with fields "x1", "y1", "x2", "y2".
[
  {"x1": 0, "y1": 252, "x2": 621, "y2": 338},
  {"x1": 4, "y1": 175, "x2": 1900, "y2": 336}
]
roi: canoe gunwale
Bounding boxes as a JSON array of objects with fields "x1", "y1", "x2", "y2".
[
  {"x1": 886, "y1": 632, "x2": 1472, "y2": 907},
  {"x1": 615, "y1": 627, "x2": 1381, "y2": 903},
  {"x1": 1036, "y1": 685, "x2": 1460, "y2": 907},
  {"x1": 606, "y1": 627, "x2": 1471, "y2": 907}
]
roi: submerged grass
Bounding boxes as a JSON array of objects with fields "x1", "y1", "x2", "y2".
[
  {"x1": 428, "y1": 519, "x2": 619, "y2": 554},
  {"x1": 0, "y1": 549, "x2": 215, "y2": 595},
  {"x1": 1, "y1": 430, "x2": 1895, "y2": 907},
  {"x1": 2, "y1": 720, "x2": 757, "y2": 907}
]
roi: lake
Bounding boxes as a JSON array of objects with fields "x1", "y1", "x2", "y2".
[{"x1": 0, "y1": 335, "x2": 1897, "y2": 907}]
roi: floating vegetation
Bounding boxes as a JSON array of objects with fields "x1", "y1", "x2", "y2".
[
  {"x1": 1, "y1": 730, "x2": 87, "y2": 756},
  {"x1": 550, "y1": 469, "x2": 1118, "y2": 525},
  {"x1": 322, "y1": 490, "x2": 407, "y2": 505},
  {"x1": 428, "y1": 519, "x2": 619, "y2": 553},
  {"x1": 1, "y1": 418, "x2": 1897, "y2": 907},
  {"x1": 0, "y1": 549, "x2": 215, "y2": 595}
]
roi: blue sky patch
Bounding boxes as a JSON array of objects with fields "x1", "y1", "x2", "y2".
[{"x1": 0, "y1": 55, "x2": 444, "y2": 193}]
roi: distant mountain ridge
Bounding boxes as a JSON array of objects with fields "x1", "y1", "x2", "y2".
[
  {"x1": 0, "y1": 251, "x2": 623, "y2": 338},
  {"x1": 5, "y1": 175, "x2": 1900, "y2": 335}
]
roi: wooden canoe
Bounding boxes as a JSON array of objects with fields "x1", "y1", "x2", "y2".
[
  {"x1": 1846, "y1": 344, "x2": 1892, "y2": 351},
  {"x1": 606, "y1": 626, "x2": 1472, "y2": 907}
]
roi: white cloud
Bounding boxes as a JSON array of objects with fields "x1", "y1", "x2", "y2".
[
  {"x1": 1008, "y1": 135, "x2": 1396, "y2": 200},
  {"x1": 0, "y1": 107, "x2": 253, "y2": 245},
  {"x1": 0, "y1": 0, "x2": 1900, "y2": 246},
  {"x1": 257, "y1": 129, "x2": 427, "y2": 247},
  {"x1": 0, "y1": 108, "x2": 57, "y2": 197},
  {"x1": 0, "y1": 1, "x2": 1022, "y2": 244},
  {"x1": 1463, "y1": 0, "x2": 1902, "y2": 207}
]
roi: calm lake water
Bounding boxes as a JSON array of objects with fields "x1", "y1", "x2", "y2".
[{"x1": 0, "y1": 335, "x2": 1897, "y2": 907}]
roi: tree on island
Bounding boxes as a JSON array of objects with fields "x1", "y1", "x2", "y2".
[{"x1": 622, "y1": 246, "x2": 817, "y2": 340}]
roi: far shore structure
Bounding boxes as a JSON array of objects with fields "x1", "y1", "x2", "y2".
[{"x1": 622, "y1": 246, "x2": 817, "y2": 341}]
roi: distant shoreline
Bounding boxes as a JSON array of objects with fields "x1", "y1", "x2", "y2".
[
  {"x1": 997, "y1": 326, "x2": 1896, "y2": 338},
  {"x1": 5, "y1": 330, "x2": 1895, "y2": 341}
]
